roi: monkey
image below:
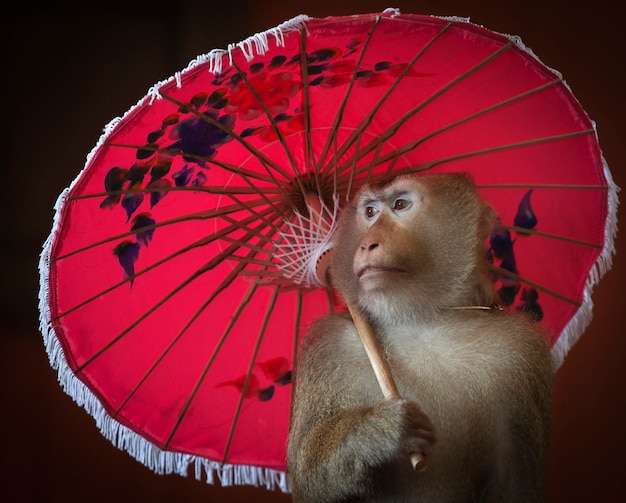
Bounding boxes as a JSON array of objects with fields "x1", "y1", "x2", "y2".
[{"x1": 287, "y1": 173, "x2": 553, "y2": 502}]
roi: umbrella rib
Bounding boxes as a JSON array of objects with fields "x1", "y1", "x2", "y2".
[
  {"x1": 74, "y1": 246, "x2": 258, "y2": 376},
  {"x1": 70, "y1": 213, "x2": 282, "y2": 374},
  {"x1": 415, "y1": 129, "x2": 596, "y2": 171},
  {"x1": 225, "y1": 184, "x2": 292, "y2": 224},
  {"x1": 69, "y1": 184, "x2": 281, "y2": 200},
  {"x1": 363, "y1": 142, "x2": 385, "y2": 185},
  {"x1": 220, "y1": 189, "x2": 292, "y2": 236},
  {"x1": 162, "y1": 279, "x2": 262, "y2": 451},
  {"x1": 498, "y1": 224, "x2": 604, "y2": 249},
  {"x1": 362, "y1": 78, "x2": 564, "y2": 173},
  {"x1": 229, "y1": 254, "x2": 283, "y2": 277},
  {"x1": 334, "y1": 39, "x2": 516, "y2": 174},
  {"x1": 230, "y1": 59, "x2": 301, "y2": 178},
  {"x1": 299, "y1": 26, "x2": 314, "y2": 176},
  {"x1": 158, "y1": 92, "x2": 294, "y2": 182},
  {"x1": 296, "y1": 25, "x2": 333, "y2": 216},
  {"x1": 314, "y1": 15, "x2": 382, "y2": 174},
  {"x1": 323, "y1": 22, "x2": 454, "y2": 171},
  {"x1": 54, "y1": 195, "x2": 280, "y2": 261},
  {"x1": 340, "y1": 129, "x2": 596, "y2": 187},
  {"x1": 114, "y1": 257, "x2": 251, "y2": 420},
  {"x1": 221, "y1": 211, "x2": 283, "y2": 244},
  {"x1": 117, "y1": 214, "x2": 286, "y2": 429},
  {"x1": 219, "y1": 234, "x2": 279, "y2": 256},
  {"x1": 221, "y1": 284, "x2": 281, "y2": 466},
  {"x1": 475, "y1": 183, "x2": 610, "y2": 190},
  {"x1": 342, "y1": 134, "x2": 363, "y2": 200},
  {"x1": 75, "y1": 259, "x2": 223, "y2": 374},
  {"x1": 489, "y1": 264, "x2": 581, "y2": 306},
  {"x1": 104, "y1": 142, "x2": 277, "y2": 184},
  {"x1": 53, "y1": 207, "x2": 278, "y2": 321}
]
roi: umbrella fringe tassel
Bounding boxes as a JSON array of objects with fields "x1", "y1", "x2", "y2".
[
  {"x1": 195, "y1": 459, "x2": 291, "y2": 493},
  {"x1": 550, "y1": 155, "x2": 619, "y2": 369},
  {"x1": 37, "y1": 11, "x2": 620, "y2": 493},
  {"x1": 38, "y1": 190, "x2": 292, "y2": 493}
]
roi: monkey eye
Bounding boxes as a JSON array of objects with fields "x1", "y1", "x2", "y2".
[
  {"x1": 365, "y1": 205, "x2": 379, "y2": 219},
  {"x1": 393, "y1": 198, "x2": 411, "y2": 211}
]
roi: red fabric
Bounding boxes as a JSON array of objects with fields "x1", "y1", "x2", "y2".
[{"x1": 46, "y1": 12, "x2": 610, "y2": 472}]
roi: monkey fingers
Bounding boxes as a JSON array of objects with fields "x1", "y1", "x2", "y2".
[
  {"x1": 397, "y1": 398, "x2": 436, "y2": 470},
  {"x1": 373, "y1": 397, "x2": 436, "y2": 467}
]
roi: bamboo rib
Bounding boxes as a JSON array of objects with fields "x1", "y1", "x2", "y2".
[
  {"x1": 488, "y1": 264, "x2": 581, "y2": 306},
  {"x1": 163, "y1": 267, "x2": 262, "y2": 450},
  {"x1": 73, "y1": 215, "x2": 283, "y2": 373},
  {"x1": 158, "y1": 93, "x2": 294, "y2": 182},
  {"x1": 230, "y1": 59, "x2": 301, "y2": 179},
  {"x1": 337, "y1": 129, "x2": 596, "y2": 191},
  {"x1": 332, "y1": 39, "x2": 515, "y2": 176},
  {"x1": 314, "y1": 15, "x2": 383, "y2": 174},
  {"x1": 323, "y1": 22, "x2": 455, "y2": 173},
  {"x1": 69, "y1": 184, "x2": 282, "y2": 200},
  {"x1": 498, "y1": 224, "x2": 603, "y2": 249},
  {"x1": 367, "y1": 79, "x2": 565, "y2": 174},
  {"x1": 299, "y1": 26, "x2": 314, "y2": 177},
  {"x1": 221, "y1": 285, "x2": 281, "y2": 465},
  {"x1": 116, "y1": 257, "x2": 252, "y2": 421},
  {"x1": 163, "y1": 218, "x2": 288, "y2": 449},
  {"x1": 54, "y1": 195, "x2": 283, "y2": 261},
  {"x1": 54, "y1": 207, "x2": 280, "y2": 321},
  {"x1": 105, "y1": 141, "x2": 278, "y2": 184}
]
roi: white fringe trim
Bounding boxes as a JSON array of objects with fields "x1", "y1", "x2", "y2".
[
  {"x1": 228, "y1": 14, "x2": 309, "y2": 65},
  {"x1": 37, "y1": 191, "x2": 291, "y2": 492},
  {"x1": 428, "y1": 14, "x2": 620, "y2": 369},
  {"x1": 36, "y1": 14, "x2": 322, "y2": 494},
  {"x1": 86, "y1": 14, "x2": 311, "y2": 169},
  {"x1": 550, "y1": 155, "x2": 619, "y2": 369},
  {"x1": 37, "y1": 10, "x2": 619, "y2": 491}
]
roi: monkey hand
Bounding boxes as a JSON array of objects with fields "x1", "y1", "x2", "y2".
[{"x1": 372, "y1": 397, "x2": 436, "y2": 470}]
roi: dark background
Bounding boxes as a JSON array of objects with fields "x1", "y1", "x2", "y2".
[{"x1": 3, "y1": 0, "x2": 624, "y2": 501}]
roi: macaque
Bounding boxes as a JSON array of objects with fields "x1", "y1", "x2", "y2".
[{"x1": 287, "y1": 173, "x2": 553, "y2": 502}]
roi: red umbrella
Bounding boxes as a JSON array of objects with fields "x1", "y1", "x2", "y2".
[{"x1": 38, "y1": 10, "x2": 618, "y2": 492}]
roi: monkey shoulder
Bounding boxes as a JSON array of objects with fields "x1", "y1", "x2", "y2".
[
  {"x1": 456, "y1": 310, "x2": 553, "y2": 371},
  {"x1": 300, "y1": 312, "x2": 369, "y2": 361},
  {"x1": 296, "y1": 312, "x2": 383, "y2": 400},
  {"x1": 383, "y1": 311, "x2": 552, "y2": 401},
  {"x1": 426, "y1": 310, "x2": 550, "y2": 366}
]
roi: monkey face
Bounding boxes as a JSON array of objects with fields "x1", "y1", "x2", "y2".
[
  {"x1": 330, "y1": 175, "x2": 437, "y2": 321},
  {"x1": 352, "y1": 178, "x2": 429, "y2": 294},
  {"x1": 330, "y1": 174, "x2": 494, "y2": 323}
]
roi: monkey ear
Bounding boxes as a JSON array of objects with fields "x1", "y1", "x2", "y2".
[{"x1": 479, "y1": 204, "x2": 497, "y2": 241}]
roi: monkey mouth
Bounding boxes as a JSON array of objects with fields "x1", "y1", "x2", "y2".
[{"x1": 357, "y1": 266, "x2": 405, "y2": 279}]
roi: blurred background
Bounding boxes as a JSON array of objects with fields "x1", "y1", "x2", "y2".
[{"x1": 2, "y1": 0, "x2": 624, "y2": 501}]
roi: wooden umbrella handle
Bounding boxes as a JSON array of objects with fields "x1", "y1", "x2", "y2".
[{"x1": 345, "y1": 300, "x2": 428, "y2": 472}]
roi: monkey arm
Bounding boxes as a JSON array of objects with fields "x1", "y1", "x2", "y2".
[
  {"x1": 289, "y1": 400, "x2": 407, "y2": 501},
  {"x1": 488, "y1": 330, "x2": 553, "y2": 502},
  {"x1": 287, "y1": 316, "x2": 435, "y2": 502}
]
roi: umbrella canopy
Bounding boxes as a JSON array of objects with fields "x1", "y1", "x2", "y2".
[{"x1": 38, "y1": 10, "x2": 617, "y2": 492}]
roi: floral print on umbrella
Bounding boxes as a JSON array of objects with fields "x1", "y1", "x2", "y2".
[
  {"x1": 489, "y1": 189, "x2": 543, "y2": 321},
  {"x1": 103, "y1": 39, "x2": 432, "y2": 286}
]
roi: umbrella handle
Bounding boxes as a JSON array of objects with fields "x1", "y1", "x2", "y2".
[{"x1": 346, "y1": 301, "x2": 428, "y2": 472}]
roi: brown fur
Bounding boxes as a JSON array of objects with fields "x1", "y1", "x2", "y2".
[{"x1": 287, "y1": 174, "x2": 553, "y2": 502}]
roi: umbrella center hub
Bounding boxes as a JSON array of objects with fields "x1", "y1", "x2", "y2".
[
  {"x1": 274, "y1": 174, "x2": 339, "y2": 288},
  {"x1": 288, "y1": 174, "x2": 335, "y2": 218}
]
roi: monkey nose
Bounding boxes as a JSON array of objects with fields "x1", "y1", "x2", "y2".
[{"x1": 360, "y1": 242, "x2": 379, "y2": 252}]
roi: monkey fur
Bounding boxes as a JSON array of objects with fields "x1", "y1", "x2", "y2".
[{"x1": 287, "y1": 173, "x2": 553, "y2": 502}]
